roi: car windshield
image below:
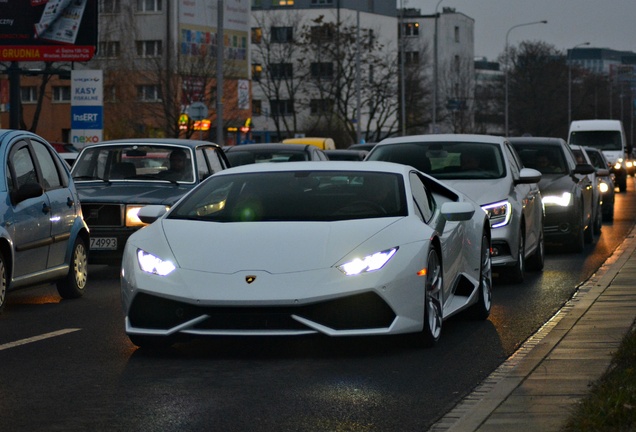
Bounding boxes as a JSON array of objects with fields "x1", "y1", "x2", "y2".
[
  {"x1": 569, "y1": 131, "x2": 623, "y2": 151},
  {"x1": 72, "y1": 144, "x2": 195, "y2": 183},
  {"x1": 168, "y1": 170, "x2": 408, "y2": 222},
  {"x1": 368, "y1": 142, "x2": 505, "y2": 180},
  {"x1": 511, "y1": 144, "x2": 569, "y2": 175},
  {"x1": 585, "y1": 150, "x2": 607, "y2": 170},
  {"x1": 226, "y1": 150, "x2": 308, "y2": 166}
]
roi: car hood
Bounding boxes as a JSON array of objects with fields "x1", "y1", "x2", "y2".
[
  {"x1": 75, "y1": 182, "x2": 193, "y2": 205},
  {"x1": 537, "y1": 174, "x2": 577, "y2": 195},
  {"x1": 159, "y1": 218, "x2": 401, "y2": 274},
  {"x1": 437, "y1": 178, "x2": 512, "y2": 206}
]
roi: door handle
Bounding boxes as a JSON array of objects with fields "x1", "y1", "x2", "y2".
[
  {"x1": 67, "y1": 196, "x2": 74, "y2": 207},
  {"x1": 42, "y1": 203, "x2": 51, "y2": 214}
]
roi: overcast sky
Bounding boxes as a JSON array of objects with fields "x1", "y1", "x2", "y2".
[{"x1": 400, "y1": 0, "x2": 636, "y2": 61}]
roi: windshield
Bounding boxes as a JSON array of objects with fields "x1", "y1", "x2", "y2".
[
  {"x1": 511, "y1": 144, "x2": 569, "y2": 175},
  {"x1": 72, "y1": 144, "x2": 195, "y2": 183},
  {"x1": 569, "y1": 131, "x2": 623, "y2": 151},
  {"x1": 226, "y1": 149, "x2": 308, "y2": 166},
  {"x1": 169, "y1": 171, "x2": 408, "y2": 222},
  {"x1": 368, "y1": 142, "x2": 506, "y2": 180}
]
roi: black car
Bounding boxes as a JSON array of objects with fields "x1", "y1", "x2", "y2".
[
  {"x1": 71, "y1": 139, "x2": 230, "y2": 265},
  {"x1": 324, "y1": 149, "x2": 369, "y2": 161},
  {"x1": 224, "y1": 143, "x2": 328, "y2": 166},
  {"x1": 510, "y1": 137, "x2": 596, "y2": 252}
]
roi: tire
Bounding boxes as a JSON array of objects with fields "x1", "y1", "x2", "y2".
[
  {"x1": 584, "y1": 214, "x2": 594, "y2": 244},
  {"x1": 56, "y1": 237, "x2": 88, "y2": 299},
  {"x1": 420, "y1": 248, "x2": 443, "y2": 348},
  {"x1": 603, "y1": 204, "x2": 614, "y2": 222},
  {"x1": 506, "y1": 229, "x2": 525, "y2": 283},
  {"x1": 619, "y1": 178, "x2": 627, "y2": 192},
  {"x1": 570, "y1": 220, "x2": 585, "y2": 253},
  {"x1": 469, "y1": 233, "x2": 492, "y2": 320},
  {"x1": 0, "y1": 254, "x2": 6, "y2": 314},
  {"x1": 526, "y1": 228, "x2": 545, "y2": 272}
]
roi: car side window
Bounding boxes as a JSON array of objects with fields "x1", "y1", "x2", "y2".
[
  {"x1": 10, "y1": 143, "x2": 38, "y2": 190},
  {"x1": 409, "y1": 172, "x2": 435, "y2": 223},
  {"x1": 196, "y1": 148, "x2": 212, "y2": 180},
  {"x1": 203, "y1": 147, "x2": 226, "y2": 174},
  {"x1": 504, "y1": 144, "x2": 521, "y2": 179},
  {"x1": 31, "y1": 140, "x2": 62, "y2": 190}
]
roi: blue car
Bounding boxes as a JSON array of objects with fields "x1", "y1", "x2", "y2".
[{"x1": 0, "y1": 130, "x2": 90, "y2": 312}]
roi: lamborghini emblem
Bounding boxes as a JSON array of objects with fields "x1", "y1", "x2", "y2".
[{"x1": 245, "y1": 275, "x2": 256, "y2": 284}]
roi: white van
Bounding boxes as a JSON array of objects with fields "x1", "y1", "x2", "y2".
[{"x1": 568, "y1": 119, "x2": 629, "y2": 192}]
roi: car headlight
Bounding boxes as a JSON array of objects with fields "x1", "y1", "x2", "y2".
[
  {"x1": 137, "y1": 249, "x2": 176, "y2": 276},
  {"x1": 481, "y1": 200, "x2": 511, "y2": 228},
  {"x1": 614, "y1": 158, "x2": 624, "y2": 170},
  {"x1": 126, "y1": 205, "x2": 170, "y2": 227},
  {"x1": 542, "y1": 192, "x2": 573, "y2": 207},
  {"x1": 599, "y1": 181, "x2": 610, "y2": 194},
  {"x1": 337, "y1": 247, "x2": 398, "y2": 276}
]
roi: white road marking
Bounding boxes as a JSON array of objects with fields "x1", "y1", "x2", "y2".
[{"x1": 0, "y1": 328, "x2": 81, "y2": 351}]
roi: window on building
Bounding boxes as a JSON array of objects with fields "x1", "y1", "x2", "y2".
[
  {"x1": 454, "y1": 55, "x2": 460, "y2": 73},
  {"x1": 52, "y1": 86, "x2": 71, "y2": 102},
  {"x1": 252, "y1": 27, "x2": 262, "y2": 44},
  {"x1": 270, "y1": 26, "x2": 293, "y2": 43},
  {"x1": 100, "y1": 0, "x2": 121, "y2": 13},
  {"x1": 252, "y1": 64, "x2": 263, "y2": 82},
  {"x1": 270, "y1": 63, "x2": 293, "y2": 79},
  {"x1": 401, "y1": 22, "x2": 419, "y2": 36},
  {"x1": 311, "y1": 0, "x2": 333, "y2": 4},
  {"x1": 21, "y1": 86, "x2": 37, "y2": 103},
  {"x1": 454, "y1": 26, "x2": 460, "y2": 43},
  {"x1": 252, "y1": 99, "x2": 262, "y2": 116},
  {"x1": 137, "y1": 85, "x2": 162, "y2": 102},
  {"x1": 405, "y1": 51, "x2": 420, "y2": 65},
  {"x1": 273, "y1": 0, "x2": 294, "y2": 5},
  {"x1": 136, "y1": 40, "x2": 162, "y2": 57},
  {"x1": 310, "y1": 62, "x2": 333, "y2": 79},
  {"x1": 310, "y1": 99, "x2": 333, "y2": 115},
  {"x1": 137, "y1": 0, "x2": 162, "y2": 12},
  {"x1": 310, "y1": 25, "x2": 334, "y2": 43},
  {"x1": 98, "y1": 41, "x2": 120, "y2": 58},
  {"x1": 270, "y1": 99, "x2": 294, "y2": 116}
]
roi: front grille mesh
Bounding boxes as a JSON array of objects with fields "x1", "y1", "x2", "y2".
[
  {"x1": 128, "y1": 292, "x2": 396, "y2": 332},
  {"x1": 82, "y1": 204, "x2": 123, "y2": 227}
]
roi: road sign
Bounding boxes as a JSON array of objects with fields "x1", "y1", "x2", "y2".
[{"x1": 187, "y1": 102, "x2": 208, "y2": 121}]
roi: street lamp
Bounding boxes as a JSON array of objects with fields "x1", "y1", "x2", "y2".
[
  {"x1": 504, "y1": 20, "x2": 547, "y2": 136},
  {"x1": 432, "y1": 0, "x2": 444, "y2": 133},
  {"x1": 568, "y1": 42, "x2": 590, "y2": 127}
]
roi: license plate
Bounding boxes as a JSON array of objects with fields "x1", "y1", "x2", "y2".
[{"x1": 90, "y1": 237, "x2": 118, "y2": 250}]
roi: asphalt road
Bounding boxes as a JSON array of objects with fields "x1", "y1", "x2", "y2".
[{"x1": 1, "y1": 180, "x2": 634, "y2": 431}]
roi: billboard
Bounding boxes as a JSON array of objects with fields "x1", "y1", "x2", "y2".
[
  {"x1": 70, "y1": 69, "x2": 103, "y2": 148},
  {"x1": 0, "y1": 0, "x2": 98, "y2": 62}
]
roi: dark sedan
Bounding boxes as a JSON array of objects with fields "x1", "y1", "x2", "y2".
[
  {"x1": 510, "y1": 137, "x2": 596, "y2": 252},
  {"x1": 71, "y1": 139, "x2": 230, "y2": 265},
  {"x1": 225, "y1": 143, "x2": 328, "y2": 166}
]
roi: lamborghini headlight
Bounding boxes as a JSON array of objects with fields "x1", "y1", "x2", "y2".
[
  {"x1": 542, "y1": 192, "x2": 573, "y2": 207},
  {"x1": 481, "y1": 200, "x2": 511, "y2": 228},
  {"x1": 137, "y1": 249, "x2": 176, "y2": 276},
  {"x1": 337, "y1": 247, "x2": 398, "y2": 276}
]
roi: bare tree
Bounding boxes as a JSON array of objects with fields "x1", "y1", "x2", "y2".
[{"x1": 438, "y1": 56, "x2": 474, "y2": 133}]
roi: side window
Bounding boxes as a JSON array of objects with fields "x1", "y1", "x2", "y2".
[
  {"x1": 11, "y1": 144, "x2": 38, "y2": 190},
  {"x1": 409, "y1": 172, "x2": 435, "y2": 223},
  {"x1": 204, "y1": 148, "x2": 225, "y2": 174},
  {"x1": 504, "y1": 144, "x2": 521, "y2": 178},
  {"x1": 196, "y1": 148, "x2": 211, "y2": 180},
  {"x1": 31, "y1": 140, "x2": 62, "y2": 190}
]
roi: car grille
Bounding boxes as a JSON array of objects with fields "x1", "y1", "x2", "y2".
[
  {"x1": 82, "y1": 204, "x2": 123, "y2": 227},
  {"x1": 128, "y1": 292, "x2": 396, "y2": 332}
]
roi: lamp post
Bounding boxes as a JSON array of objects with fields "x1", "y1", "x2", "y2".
[
  {"x1": 432, "y1": 0, "x2": 444, "y2": 133},
  {"x1": 568, "y1": 42, "x2": 590, "y2": 128},
  {"x1": 504, "y1": 20, "x2": 547, "y2": 136}
]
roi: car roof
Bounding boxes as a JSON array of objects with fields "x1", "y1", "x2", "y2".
[
  {"x1": 226, "y1": 143, "x2": 313, "y2": 152},
  {"x1": 80, "y1": 138, "x2": 221, "y2": 150},
  {"x1": 217, "y1": 160, "x2": 412, "y2": 176},
  {"x1": 508, "y1": 137, "x2": 567, "y2": 145},
  {"x1": 377, "y1": 134, "x2": 506, "y2": 146}
]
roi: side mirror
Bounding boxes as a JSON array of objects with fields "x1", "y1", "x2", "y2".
[
  {"x1": 11, "y1": 182, "x2": 44, "y2": 204},
  {"x1": 516, "y1": 167, "x2": 542, "y2": 185},
  {"x1": 440, "y1": 201, "x2": 475, "y2": 222},
  {"x1": 137, "y1": 205, "x2": 169, "y2": 224},
  {"x1": 595, "y1": 168, "x2": 610, "y2": 177},
  {"x1": 573, "y1": 163, "x2": 595, "y2": 175}
]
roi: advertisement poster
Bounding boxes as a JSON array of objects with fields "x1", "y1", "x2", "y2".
[
  {"x1": 71, "y1": 69, "x2": 103, "y2": 148},
  {"x1": 0, "y1": 0, "x2": 97, "y2": 62}
]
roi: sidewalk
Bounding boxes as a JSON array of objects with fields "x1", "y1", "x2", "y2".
[{"x1": 429, "y1": 226, "x2": 636, "y2": 432}]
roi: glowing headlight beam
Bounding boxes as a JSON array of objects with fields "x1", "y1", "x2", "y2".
[
  {"x1": 481, "y1": 200, "x2": 512, "y2": 228},
  {"x1": 542, "y1": 192, "x2": 573, "y2": 207},
  {"x1": 137, "y1": 249, "x2": 176, "y2": 276},
  {"x1": 337, "y1": 248, "x2": 398, "y2": 276}
]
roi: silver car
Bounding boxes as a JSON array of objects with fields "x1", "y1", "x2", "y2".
[{"x1": 366, "y1": 134, "x2": 544, "y2": 283}]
